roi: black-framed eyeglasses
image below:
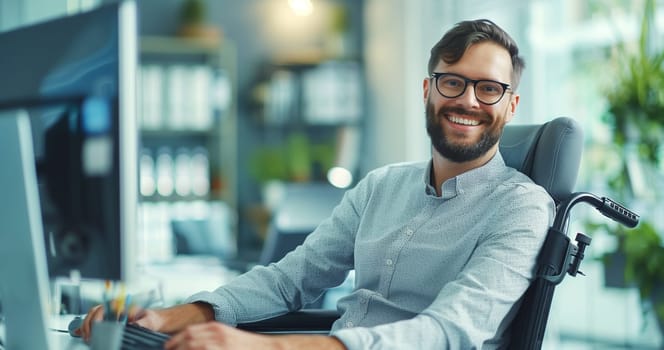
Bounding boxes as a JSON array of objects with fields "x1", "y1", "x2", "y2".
[{"x1": 430, "y1": 72, "x2": 511, "y2": 105}]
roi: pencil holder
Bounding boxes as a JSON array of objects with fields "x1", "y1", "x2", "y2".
[{"x1": 90, "y1": 321, "x2": 125, "y2": 350}]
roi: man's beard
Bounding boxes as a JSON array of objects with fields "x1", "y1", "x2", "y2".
[{"x1": 425, "y1": 101, "x2": 502, "y2": 163}]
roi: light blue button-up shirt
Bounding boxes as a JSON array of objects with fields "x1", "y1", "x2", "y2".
[{"x1": 186, "y1": 152, "x2": 555, "y2": 349}]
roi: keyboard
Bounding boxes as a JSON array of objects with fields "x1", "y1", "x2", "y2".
[{"x1": 121, "y1": 324, "x2": 170, "y2": 350}]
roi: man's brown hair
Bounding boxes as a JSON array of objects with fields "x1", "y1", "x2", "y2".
[{"x1": 428, "y1": 19, "x2": 525, "y2": 89}]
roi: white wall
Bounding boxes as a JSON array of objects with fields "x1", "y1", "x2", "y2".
[
  {"x1": 362, "y1": 0, "x2": 533, "y2": 171},
  {"x1": 362, "y1": 0, "x2": 444, "y2": 170}
]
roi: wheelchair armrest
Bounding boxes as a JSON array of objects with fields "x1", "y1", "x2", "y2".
[{"x1": 236, "y1": 309, "x2": 341, "y2": 334}]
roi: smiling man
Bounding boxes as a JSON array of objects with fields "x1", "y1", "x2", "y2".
[
  {"x1": 80, "y1": 19, "x2": 554, "y2": 350},
  {"x1": 424, "y1": 26, "x2": 522, "y2": 195}
]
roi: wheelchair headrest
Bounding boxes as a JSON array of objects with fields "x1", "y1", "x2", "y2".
[{"x1": 499, "y1": 117, "x2": 583, "y2": 204}]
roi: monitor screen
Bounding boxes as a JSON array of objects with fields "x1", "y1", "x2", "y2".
[
  {"x1": 0, "y1": 1, "x2": 138, "y2": 281},
  {"x1": 0, "y1": 1, "x2": 138, "y2": 347},
  {"x1": 30, "y1": 98, "x2": 128, "y2": 279}
]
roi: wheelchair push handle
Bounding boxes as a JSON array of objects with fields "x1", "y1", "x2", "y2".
[
  {"x1": 553, "y1": 192, "x2": 640, "y2": 231},
  {"x1": 597, "y1": 197, "x2": 639, "y2": 228}
]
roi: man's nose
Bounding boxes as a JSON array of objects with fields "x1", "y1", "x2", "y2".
[{"x1": 454, "y1": 83, "x2": 481, "y2": 107}]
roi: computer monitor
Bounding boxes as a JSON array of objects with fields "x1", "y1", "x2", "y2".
[{"x1": 0, "y1": 1, "x2": 137, "y2": 348}]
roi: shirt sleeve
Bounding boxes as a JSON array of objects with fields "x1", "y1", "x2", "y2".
[
  {"x1": 184, "y1": 176, "x2": 373, "y2": 325},
  {"x1": 333, "y1": 183, "x2": 555, "y2": 349}
]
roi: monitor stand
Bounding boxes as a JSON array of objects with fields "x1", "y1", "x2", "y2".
[{"x1": 0, "y1": 109, "x2": 53, "y2": 349}]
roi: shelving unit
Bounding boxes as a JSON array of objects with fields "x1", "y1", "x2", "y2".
[
  {"x1": 238, "y1": 57, "x2": 364, "y2": 250},
  {"x1": 136, "y1": 35, "x2": 238, "y2": 263},
  {"x1": 248, "y1": 58, "x2": 364, "y2": 186}
]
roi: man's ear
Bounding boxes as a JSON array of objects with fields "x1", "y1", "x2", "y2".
[
  {"x1": 506, "y1": 93, "x2": 520, "y2": 123},
  {"x1": 423, "y1": 77, "x2": 431, "y2": 103}
]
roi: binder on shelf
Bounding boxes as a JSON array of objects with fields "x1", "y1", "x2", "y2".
[
  {"x1": 302, "y1": 61, "x2": 361, "y2": 125},
  {"x1": 142, "y1": 63, "x2": 216, "y2": 131},
  {"x1": 166, "y1": 65, "x2": 188, "y2": 130},
  {"x1": 265, "y1": 70, "x2": 298, "y2": 125},
  {"x1": 189, "y1": 65, "x2": 214, "y2": 131},
  {"x1": 139, "y1": 64, "x2": 165, "y2": 130},
  {"x1": 136, "y1": 36, "x2": 238, "y2": 260}
]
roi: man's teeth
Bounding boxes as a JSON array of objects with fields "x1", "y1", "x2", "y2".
[{"x1": 448, "y1": 115, "x2": 480, "y2": 126}]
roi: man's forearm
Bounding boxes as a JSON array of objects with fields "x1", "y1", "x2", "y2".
[
  {"x1": 153, "y1": 302, "x2": 216, "y2": 333},
  {"x1": 273, "y1": 335, "x2": 347, "y2": 350}
]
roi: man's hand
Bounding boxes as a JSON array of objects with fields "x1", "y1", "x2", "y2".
[
  {"x1": 165, "y1": 321, "x2": 347, "y2": 350},
  {"x1": 133, "y1": 302, "x2": 215, "y2": 333},
  {"x1": 76, "y1": 304, "x2": 104, "y2": 343},
  {"x1": 165, "y1": 322, "x2": 273, "y2": 350},
  {"x1": 77, "y1": 302, "x2": 214, "y2": 342}
]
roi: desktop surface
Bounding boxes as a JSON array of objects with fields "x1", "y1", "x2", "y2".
[
  {"x1": 0, "y1": 255, "x2": 237, "y2": 350},
  {"x1": 0, "y1": 315, "x2": 86, "y2": 350},
  {"x1": 46, "y1": 315, "x2": 168, "y2": 350},
  {"x1": 51, "y1": 332, "x2": 88, "y2": 350}
]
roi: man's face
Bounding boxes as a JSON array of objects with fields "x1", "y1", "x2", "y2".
[{"x1": 423, "y1": 41, "x2": 519, "y2": 163}]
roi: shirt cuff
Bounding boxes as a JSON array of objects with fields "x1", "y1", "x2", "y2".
[
  {"x1": 184, "y1": 290, "x2": 238, "y2": 326},
  {"x1": 331, "y1": 327, "x2": 371, "y2": 350}
]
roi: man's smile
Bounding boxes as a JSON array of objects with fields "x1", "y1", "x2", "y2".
[{"x1": 445, "y1": 114, "x2": 481, "y2": 126}]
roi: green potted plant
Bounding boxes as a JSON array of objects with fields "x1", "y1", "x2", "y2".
[
  {"x1": 177, "y1": 0, "x2": 221, "y2": 44},
  {"x1": 599, "y1": 0, "x2": 664, "y2": 335},
  {"x1": 604, "y1": 2, "x2": 664, "y2": 163}
]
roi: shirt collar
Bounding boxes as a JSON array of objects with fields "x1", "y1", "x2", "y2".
[{"x1": 423, "y1": 152, "x2": 507, "y2": 200}]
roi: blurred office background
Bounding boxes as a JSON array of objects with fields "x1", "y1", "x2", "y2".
[{"x1": 1, "y1": 0, "x2": 663, "y2": 348}]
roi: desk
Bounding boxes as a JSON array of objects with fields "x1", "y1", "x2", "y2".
[
  {"x1": 56, "y1": 256, "x2": 240, "y2": 314},
  {"x1": 0, "y1": 315, "x2": 87, "y2": 350},
  {"x1": 49, "y1": 314, "x2": 85, "y2": 349},
  {"x1": 1, "y1": 257, "x2": 239, "y2": 349},
  {"x1": 51, "y1": 332, "x2": 87, "y2": 350}
]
